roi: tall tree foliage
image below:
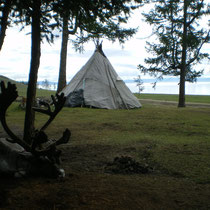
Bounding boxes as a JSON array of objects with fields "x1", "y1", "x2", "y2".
[
  {"x1": 138, "y1": 0, "x2": 209, "y2": 107},
  {"x1": 0, "y1": 0, "x2": 12, "y2": 51},
  {"x1": 54, "y1": 0, "x2": 143, "y2": 93}
]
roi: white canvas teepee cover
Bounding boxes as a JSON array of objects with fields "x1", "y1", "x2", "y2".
[{"x1": 61, "y1": 46, "x2": 141, "y2": 109}]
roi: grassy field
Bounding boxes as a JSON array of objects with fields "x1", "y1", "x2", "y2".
[
  {"x1": 135, "y1": 93, "x2": 210, "y2": 104},
  {"x1": 1, "y1": 101, "x2": 210, "y2": 209},
  {"x1": 1, "y1": 75, "x2": 210, "y2": 209},
  {"x1": 5, "y1": 102, "x2": 210, "y2": 183}
]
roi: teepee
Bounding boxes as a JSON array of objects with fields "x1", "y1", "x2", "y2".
[{"x1": 60, "y1": 44, "x2": 141, "y2": 109}]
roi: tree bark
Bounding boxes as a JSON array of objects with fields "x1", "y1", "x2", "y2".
[
  {"x1": 178, "y1": 0, "x2": 188, "y2": 108},
  {"x1": 0, "y1": 0, "x2": 12, "y2": 51},
  {"x1": 23, "y1": 0, "x2": 41, "y2": 143},
  {"x1": 57, "y1": 12, "x2": 69, "y2": 93}
]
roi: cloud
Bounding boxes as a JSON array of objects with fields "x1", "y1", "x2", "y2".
[
  {"x1": 104, "y1": 49, "x2": 131, "y2": 57},
  {"x1": 116, "y1": 63, "x2": 137, "y2": 70}
]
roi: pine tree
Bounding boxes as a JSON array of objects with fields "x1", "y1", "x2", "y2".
[
  {"x1": 134, "y1": 75, "x2": 144, "y2": 94},
  {"x1": 138, "y1": 0, "x2": 209, "y2": 107}
]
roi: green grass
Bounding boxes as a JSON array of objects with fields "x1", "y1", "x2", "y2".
[
  {"x1": 54, "y1": 106, "x2": 210, "y2": 183},
  {"x1": 2, "y1": 103, "x2": 210, "y2": 184},
  {"x1": 1, "y1": 75, "x2": 210, "y2": 183},
  {"x1": 135, "y1": 93, "x2": 210, "y2": 104}
]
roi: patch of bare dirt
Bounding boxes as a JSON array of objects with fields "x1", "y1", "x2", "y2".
[{"x1": 1, "y1": 141, "x2": 210, "y2": 210}]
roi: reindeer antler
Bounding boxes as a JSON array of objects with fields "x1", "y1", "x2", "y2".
[
  {"x1": 33, "y1": 93, "x2": 66, "y2": 131},
  {"x1": 0, "y1": 81, "x2": 18, "y2": 114},
  {"x1": 0, "y1": 81, "x2": 70, "y2": 164},
  {"x1": 31, "y1": 128, "x2": 70, "y2": 164},
  {"x1": 31, "y1": 93, "x2": 70, "y2": 163},
  {"x1": 0, "y1": 81, "x2": 31, "y2": 151}
]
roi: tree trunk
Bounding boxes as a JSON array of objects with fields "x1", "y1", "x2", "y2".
[
  {"x1": 178, "y1": 0, "x2": 188, "y2": 108},
  {"x1": 0, "y1": 0, "x2": 12, "y2": 51},
  {"x1": 178, "y1": 67, "x2": 186, "y2": 107},
  {"x1": 57, "y1": 13, "x2": 69, "y2": 93},
  {"x1": 23, "y1": 0, "x2": 41, "y2": 143}
]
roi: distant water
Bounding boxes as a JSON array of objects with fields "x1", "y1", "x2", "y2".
[
  {"x1": 126, "y1": 81, "x2": 210, "y2": 95},
  {"x1": 37, "y1": 80, "x2": 210, "y2": 95}
]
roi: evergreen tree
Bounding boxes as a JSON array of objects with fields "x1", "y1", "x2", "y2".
[
  {"x1": 42, "y1": 79, "x2": 50, "y2": 90},
  {"x1": 138, "y1": 0, "x2": 209, "y2": 107},
  {"x1": 134, "y1": 75, "x2": 144, "y2": 94}
]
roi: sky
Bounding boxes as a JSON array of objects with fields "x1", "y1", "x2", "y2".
[{"x1": 0, "y1": 5, "x2": 209, "y2": 94}]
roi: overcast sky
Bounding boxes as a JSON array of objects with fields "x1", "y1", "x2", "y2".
[{"x1": 0, "y1": 6, "x2": 209, "y2": 86}]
